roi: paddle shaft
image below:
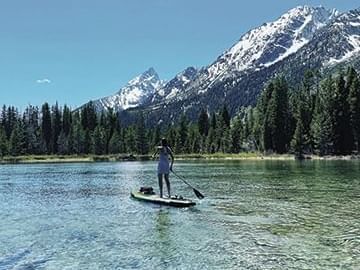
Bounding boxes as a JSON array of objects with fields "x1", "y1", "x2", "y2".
[
  {"x1": 171, "y1": 170, "x2": 205, "y2": 199},
  {"x1": 171, "y1": 171, "x2": 192, "y2": 187}
]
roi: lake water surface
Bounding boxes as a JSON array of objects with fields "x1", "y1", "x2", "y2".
[{"x1": 0, "y1": 160, "x2": 360, "y2": 269}]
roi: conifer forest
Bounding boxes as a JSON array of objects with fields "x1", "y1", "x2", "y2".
[{"x1": 1, "y1": 67, "x2": 360, "y2": 158}]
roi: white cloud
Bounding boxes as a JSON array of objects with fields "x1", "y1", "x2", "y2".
[{"x1": 36, "y1": 78, "x2": 51, "y2": 84}]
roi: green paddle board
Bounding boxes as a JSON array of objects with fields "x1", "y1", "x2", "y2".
[{"x1": 131, "y1": 191, "x2": 196, "y2": 207}]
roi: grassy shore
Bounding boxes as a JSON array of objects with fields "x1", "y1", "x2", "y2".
[
  {"x1": 0, "y1": 154, "x2": 141, "y2": 164},
  {"x1": 1, "y1": 152, "x2": 359, "y2": 164}
]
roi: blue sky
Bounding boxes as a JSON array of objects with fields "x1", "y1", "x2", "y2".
[{"x1": 1, "y1": 0, "x2": 359, "y2": 109}]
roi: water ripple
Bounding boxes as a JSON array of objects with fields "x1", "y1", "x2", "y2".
[{"x1": 1, "y1": 160, "x2": 360, "y2": 269}]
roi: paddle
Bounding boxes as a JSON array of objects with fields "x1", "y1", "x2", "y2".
[{"x1": 171, "y1": 170, "x2": 205, "y2": 199}]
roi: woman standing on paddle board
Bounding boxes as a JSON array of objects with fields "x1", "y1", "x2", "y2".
[{"x1": 153, "y1": 138, "x2": 174, "y2": 198}]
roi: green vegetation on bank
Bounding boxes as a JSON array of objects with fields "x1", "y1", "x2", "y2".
[
  {"x1": 1, "y1": 152, "x2": 359, "y2": 164},
  {"x1": 1, "y1": 67, "x2": 360, "y2": 160},
  {"x1": 0, "y1": 153, "x2": 261, "y2": 164}
]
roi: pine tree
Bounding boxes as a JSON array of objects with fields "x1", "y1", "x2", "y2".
[
  {"x1": 198, "y1": 108, "x2": 209, "y2": 136},
  {"x1": 1, "y1": 105, "x2": 6, "y2": 130},
  {"x1": 67, "y1": 126, "x2": 75, "y2": 154},
  {"x1": 290, "y1": 89, "x2": 311, "y2": 156},
  {"x1": 291, "y1": 113, "x2": 306, "y2": 159},
  {"x1": 41, "y1": 103, "x2": 52, "y2": 153},
  {"x1": 5, "y1": 106, "x2": 18, "y2": 140},
  {"x1": 103, "y1": 108, "x2": 117, "y2": 154},
  {"x1": 135, "y1": 113, "x2": 149, "y2": 154},
  {"x1": 25, "y1": 124, "x2": 41, "y2": 155},
  {"x1": 51, "y1": 102, "x2": 62, "y2": 154},
  {"x1": 120, "y1": 128, "x2": 127, "y2": 153},
  {"x1": 221, "y1": 105, "x2": 231, "y2": 129},
  {"x1": 62, "y1": 105, "x2": 72, "y2": 136},
  {"x1": 91, "y1": 126, "x2": 106, "y2": 155},
  {"x1": 311, "y1": 77, "x2": 335, "y2": 155},
  {"x1": 57, "y1": 131, "x2": 69, "y2": 155},
  {"x1": 215, "y1": 112, "x2": 227, "y2": 152},
  {"x1": 84, "y1": 130, "x2": 91, "y2": 154},
  {"x1": 220, "y1": 128, "x2": 231, "y2": 153},
  {"x1": 87, "y1": 101, "x2": 98, "y2": 132},
  {"x1": 263, "y1": 77, "x2": 291, "y2": 153},
  {"x1": 255, "y1": 81, "x2": 275, "y2": 151},
  {"x1": 125, "y1": 127, "x2": 137, "y2": 154},
  {"x1": 230, "y1": 116, "x2": 243, "y2": 153},
  {"x1": 349, "y1": 73, "x2": 360, "y2": 152},
  {"x1": 206, "y1": 127, "x2": 216, "y2": 153},
  {"x1": 152, "y1": 125, "x2": 162, "y2": 149},
  {"x1": 9, "y1": 121, "x2": 26, "y2": 156},
  {"x1": 115, "y1": 111, "x2": 122, "y2": 133},
  {"x1": 81, "y1": 101, "x2": 97, "y2": 132},
  {"x1": 109, "y1": 131, "x2": 123, "y2": 154},
  {"x1": 243, "y1": 107, "x2": 254, "y2": 141},
  {"x1": 0, "y1": 127, "x2": 8, "y2": 156},
  {"x1": 175, "y1": 114, "x2": 188, "y2": 153},
  {"x1": 23, "y1": 105, "x2": 41, "y2": 154},
  {"x1": 333, "y1": 73, "x2": 353, "y2": 154},
  {"x1": 297, "y1": 71, "x2": 315, "y2": 152},
  {"x1": 165, "y1": 125, "x2": 177, "y2": 150},
  {"x1": 80, "y1": 105, "x2": 88, "y2": 130},
  {"x1": 187, "y1": 125, "x2": 201, "y2": 153},
  {"x1": 72, "y1": 121, "x2": 85, "y2": 154},
  {"x1": 210, "y1": 112, "x2": 217, "y2": 130}
]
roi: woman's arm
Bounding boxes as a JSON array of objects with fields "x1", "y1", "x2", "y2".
[{"x1": 152, "y1": 147, "x2": 160, "y2": 159}]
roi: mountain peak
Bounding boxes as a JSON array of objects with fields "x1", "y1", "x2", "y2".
[
  {"x1": 128, "y1": 67, "x2": 160, "y2": 86},
  {"x1": 201, "y1": 5, "x2": 338, "y2": 89},
  {"x1": 143, "y1": 67, "x2": 158, "y2": 77},
  {"x1": 287, "y1": 6, "x2": 340, "y2": 24},
  {"x1": 90, "y1": 68, "x2": 164, "y2": 111},
  {"x1": 150, "y1": 66, "x2": 199, "y2": 103}
]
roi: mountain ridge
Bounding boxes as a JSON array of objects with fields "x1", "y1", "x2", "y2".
[
  {"x1": 81, "y1": 5, "x2": 360, "y2": 127},
  {"x1": 89, "y1": 67, "x2": 164, "y2": 112}
]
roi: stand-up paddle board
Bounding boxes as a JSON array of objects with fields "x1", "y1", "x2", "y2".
[{"x1": 131, "y1": 189, "x2": 196, "y2": 207}]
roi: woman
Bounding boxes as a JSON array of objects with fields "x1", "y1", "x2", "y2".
[{"x1": 153, "y1": 138, "x2": 174, "y2": 198}]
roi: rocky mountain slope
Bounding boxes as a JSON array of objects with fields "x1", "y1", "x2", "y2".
[
  {"x1": 83, "y1": 6, "x2": 360, "y2": 126},
  {"x1": 90, "y1": 67, "x2": 164, "y2": 112}
]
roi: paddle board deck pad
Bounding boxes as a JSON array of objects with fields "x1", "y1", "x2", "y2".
[{"x1": 131, "y1": 190, "x2": 196, "y2": 207}]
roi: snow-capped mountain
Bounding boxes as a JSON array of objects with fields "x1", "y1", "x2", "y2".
[
  {"x1": 270, "y1": 7, "x2": 360, "y2": 80},
  {"x1": 225, "y1": 6, "x2": 337, "y2": 69},
  {"x1": 150, "y1": 67, "x2": 198, "y2": 103},
  {"x1": 91, "y1": 67, "x2": 164, "y2": 111},
  {"x1": 85, "y1": 5, "x2": 360, "y2": 127},
  {"x1": 141, "y1": 6, "x2": 338, "y2": 106},
  {"x1": 191, "y1": 6, "x2": 338, "y2": 94},
  {"x1": 323, "y1": 9, "x2": 360, "y2": 66},
  {"x1": 121, "y1": 6, "x2": 360, "y2": 126}
]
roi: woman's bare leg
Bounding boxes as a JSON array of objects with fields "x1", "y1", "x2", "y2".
[
  {"x1": 158, "y1": 174, "x2": 163, "y2": 198},
  {"x1": 164, "y1": 174, "x2": 171, "y2": 198}
]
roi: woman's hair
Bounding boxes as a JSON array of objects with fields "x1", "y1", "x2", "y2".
[{"x1": 161, "y1": 138, "x2": 168, "y2": 147}]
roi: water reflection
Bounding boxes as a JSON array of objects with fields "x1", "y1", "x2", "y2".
[{"x1": 152, "y1": 209, "x2": 178, "y2": 268}]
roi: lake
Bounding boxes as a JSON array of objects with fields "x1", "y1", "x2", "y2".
[{"x1": 0, "y1": 160, "x2": 359, "y2": 269}]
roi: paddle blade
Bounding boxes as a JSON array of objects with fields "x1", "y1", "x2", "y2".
[{"x1": 193, "y1": 188, "x2": 205, "y2": 199}]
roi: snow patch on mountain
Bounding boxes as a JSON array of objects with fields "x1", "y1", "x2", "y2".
[
  {"x1": 324, "y1": 9, "x2": 360, "y2": 66},
  {"x1": 201, "y1": 6, "x2": 338, "y2": 91},
  {"x1": 93, "y1": 68, "x2": 164, "y2": 111},
  {"x1": 151, "y1": 67, "x2": 198, "y2": 103},
  {"x1": 327, "y1": 35, "x2": 360, "y2": 65}
]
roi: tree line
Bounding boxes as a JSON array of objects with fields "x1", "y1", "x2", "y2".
[
  {"x1": 252, "y1": 67, "x2": 360, "y2": 157},
  {"x1": 0, "y1": 67, "x2": 359, "y2": 157}
]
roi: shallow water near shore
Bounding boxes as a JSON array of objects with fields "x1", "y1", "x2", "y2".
[{"x1": 0, "y1": 160, "x2": 360, "y2": 269}]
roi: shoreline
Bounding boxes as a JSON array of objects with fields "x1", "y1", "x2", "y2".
[{"x1": 1, "y1": 153, "x2": 360, "y2": 164}]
